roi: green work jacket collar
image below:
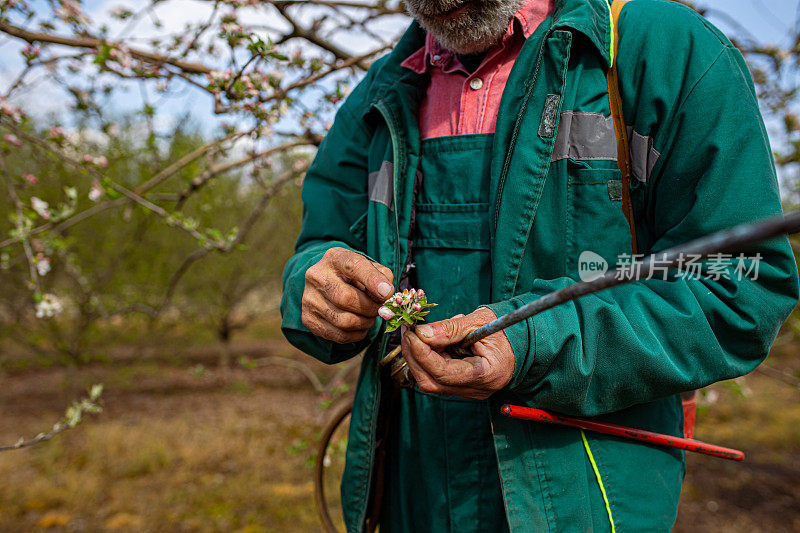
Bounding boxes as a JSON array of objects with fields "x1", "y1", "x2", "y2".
[{"x1": 367, "y1": 0, "x2": 613, "y2": 101}]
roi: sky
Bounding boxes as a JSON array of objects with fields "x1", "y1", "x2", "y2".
[{"x1": 0, "y1": 0, "x2": 797, "y2": 148}]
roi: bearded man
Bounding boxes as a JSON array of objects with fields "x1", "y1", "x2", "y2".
[{"x1": 280, "y1": 0, "x2": 799, "y2": 531}]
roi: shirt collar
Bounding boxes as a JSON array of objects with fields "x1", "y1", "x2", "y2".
[{"x1": 401, "y1": 0, "x2": 556, "y2": 75}]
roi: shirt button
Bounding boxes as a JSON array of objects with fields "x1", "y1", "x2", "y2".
[
  {"x1": 469, "y1": 78, "x2": 484, "y2": 90},
  {"x1": 432, "y1": 54, "x2": 442, "y2": 63}
]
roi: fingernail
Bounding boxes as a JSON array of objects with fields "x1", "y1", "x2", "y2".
[
  {"x1": 416, "y1": 324, "x2": 432, "y2": 339},
  {"x1": 377, "y1": 282, "x2": 393, "y2": 298},
  {"x1": 378, "y1": 306, "x2": 394, "y2": 320}
]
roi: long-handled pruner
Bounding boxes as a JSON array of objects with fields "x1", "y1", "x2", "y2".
[
  {"x1": 448, "y1": 211, "x2": 800, "y2": 461},
  {"x1": 501, "y1": 404, "x2": 745, "y2": 461}
]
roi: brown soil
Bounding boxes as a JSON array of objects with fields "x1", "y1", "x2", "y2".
[{"x1": 0, "y1": 338, "x2": 798, "y2": 532}]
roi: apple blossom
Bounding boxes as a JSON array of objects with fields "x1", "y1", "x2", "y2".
[
  {"x1": 30, "y1": 197, "x2": 51, "y2": 219},
  {"x1": 35, "y1": 294, "x2": 63, "y2": 318},
  {"x1": 380, "y1": 288, "x2": 437, "y2": 333},
  {"x1": 35, "y1": 253, "x2": 50, "y2": 276},
  {"x1": 3, "y1": 134, "x2": 22, "y2": 147}
]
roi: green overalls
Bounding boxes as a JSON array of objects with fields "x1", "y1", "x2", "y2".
[{"x1": 381, "y1": 135, "x2": 508, "y2": 532}]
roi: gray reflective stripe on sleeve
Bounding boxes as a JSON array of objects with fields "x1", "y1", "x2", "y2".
[
  {"x1": 368, "y1": 160, "x2": 394, "y2": 210},
  {"x1": 552, "y1": 111, "x2": 661, "y2": 183},
  {"x1": 628, "y1": 128, "x2": 661, "y2": 184}
]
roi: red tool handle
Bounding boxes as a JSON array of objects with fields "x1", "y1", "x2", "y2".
[{"x1": 501, "y1": 404, "x2": 744, "y2": 462}]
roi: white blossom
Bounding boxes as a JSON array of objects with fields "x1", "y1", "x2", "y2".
[
  {"x1": 35, "y1": 294, "x2": 63, "y2": 319},
  {"x1": 35, "y1": 254, "x2": 51, "y2": 276},
  {"x1": 31, "y1": 197, "x2": 51, "y2": 219}
]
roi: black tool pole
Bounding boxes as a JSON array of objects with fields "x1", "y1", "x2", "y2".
[{"x1": 459, "y1": 210, "x2": 800, "y2": 348}]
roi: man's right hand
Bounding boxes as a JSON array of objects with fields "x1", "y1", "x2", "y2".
[{"x1": 302, "y1": 247, "x2": 394, "y2": 344}]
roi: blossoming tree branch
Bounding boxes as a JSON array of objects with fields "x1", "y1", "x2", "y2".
[{"x1": 0, "y1": 0, "x2": 405, "y2": 323}]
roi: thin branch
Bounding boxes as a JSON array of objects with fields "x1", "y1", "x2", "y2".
[
  {"x1": 0, "y1": 21, "x2": 212, "y2": 75},
  {"x1": 0, "y1": 199, "x2": 125, "y2": 249},
  {"x1": 0, "y1": 385, "x2": 103, "y2": 453},
  {"x1": 755, "y1": 363, "x2": 800, "y2": 388},
  {"x1": 273, "y1": 4, "x2": 367, "y2": 68},
  {"x1": 0, "y1": 118, "x2": 227, "y2": 249},
  {"x1": 174, "y1": 140, "x2": 309, "y2": 208},
  {"x1": 157, "y1": 163, "x2": 306, "y2": 313},
  {"x1": 0, "y1": 153, "x2": 40, "y2": 292},
  {"x1": 260, "y1": 45, "x2": 391, "y2": 105},
  {"x1": 135, "y1": 131, "x2": 243, "y2": 194}
]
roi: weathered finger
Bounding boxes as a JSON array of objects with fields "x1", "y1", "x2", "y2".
[
  {"x1": 330, "y1": 249, "x2": 394, "y2": 302},
  {"x1": 309, "y1": 292, "x2": 376, "y2": 332},
  {"x1": 414, "y1": 316, "x2": 477, "y2": 349},
  {"x1": 322, "y1": 281, "x2": 382, "y2": 316},
  {"x1": 302, "y1": 312, "x2": 369, "y2": 344},
  {"x1": 402, "y1": 331, "x2": 446, "y2": 394},
  {"x1": 372, "y1": 262, "x2": 394, "y2": 285},
  {"x1": 404, "y1": 331, "x2": 484, "y2": 387},
  {"x1": 402, "y1": 345, "x2": 487, "y2": 398},
  {"x1": 414, "y1": 308, "x2": 495, "y2": 349}
]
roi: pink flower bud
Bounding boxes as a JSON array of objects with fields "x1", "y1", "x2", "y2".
[
  {"x1": 416, "y1": 289, "x2": 425, "y2": 298},
  {"x1": 394, "y1": 295, "x2": 403, "y2": 305},
  {"x1": 3, "y1": 134, "x2": 22, "y2": 147},
  {"x1": 412, "y1": 303, "x2": 422, "y2": 312},
  {"x1": 23, "y1": 173, "x2": 38, "y2": 184}
]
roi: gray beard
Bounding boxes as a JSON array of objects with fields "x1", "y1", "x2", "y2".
[{"x1": 405, "y1": 0, "x2": 526, "y2": 54}]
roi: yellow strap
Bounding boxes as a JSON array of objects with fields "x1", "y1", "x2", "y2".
[
  {"x1": 607, "y1": 0, "x2": 638, "y2": 254},
  {"x1": 581, "y1": 430, "x2": 617, "y2": 533}
]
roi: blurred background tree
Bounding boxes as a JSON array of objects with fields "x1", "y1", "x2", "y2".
[{"x1": 0, "y1": 1, "x2": 798, "y2": 531}]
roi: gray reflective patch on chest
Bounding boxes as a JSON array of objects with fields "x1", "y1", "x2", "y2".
[
  {"x1": 368, "y1": 160, "x2": 394, "y2": 210},
  {"x1": 607, "y1": 179, "x2": 623, "y2": 201},
  {"x1": 538, "y1": 94, "x2": 561, "y2": 138}
]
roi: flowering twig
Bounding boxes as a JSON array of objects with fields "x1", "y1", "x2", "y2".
[
  {"x1": 0, "y1": 384, "x2": 103, "y2": 452},
  {"x1": 378, "y1": 288, "x2": 437, "y2": 333}
]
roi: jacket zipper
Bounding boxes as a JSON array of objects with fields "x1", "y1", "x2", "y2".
[
  {"x1": 373, "y1": 100, "x2": 404, "y2": 280},
  {"x1": 357, "y1": 99, "x2": 401, "y2": 533},
  {"x1": 493, "y1": 31, "x2": 552, "y2": 230}
]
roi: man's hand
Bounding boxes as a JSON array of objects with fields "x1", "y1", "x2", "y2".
[
  {"x1": 302, "y1": 247, "x2": 394, "y2": 344},
  {"x1": 401, "y1": 308, "x2": 514, "y2": 400}
]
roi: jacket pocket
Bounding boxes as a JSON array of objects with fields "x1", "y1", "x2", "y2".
[
  {"x1": 566, "y1": 167, "x2": 632, "y2": 275},
  {"x1": 348, "y1": 210, "x2": 368, "y2": 244},
  {"x1": 415, "y1": 202, "x2": 491, "y2": 250}
]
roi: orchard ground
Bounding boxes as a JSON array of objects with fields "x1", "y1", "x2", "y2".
[{"x1": 0, "y1": 317, "x2": 798, "y2": 532}]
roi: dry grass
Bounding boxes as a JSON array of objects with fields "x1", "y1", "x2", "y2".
[
  {"x1": 0, "y1": 325, "x2": 797, "y2": 532},
  {"x1": 0, "y1": 345, "x2": 345, "y2": 532}
]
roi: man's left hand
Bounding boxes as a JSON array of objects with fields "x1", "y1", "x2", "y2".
[{"x1": 401, "y1": 308, "x2": 515, "y2": 400}]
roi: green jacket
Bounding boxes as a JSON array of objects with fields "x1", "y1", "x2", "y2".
[{"x1": 281, "y1": 0, "x2": 799, "y2": 531}]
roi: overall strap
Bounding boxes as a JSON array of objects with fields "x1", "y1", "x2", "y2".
[{"x1": 607, "y1": 0, "x2": 638, "y2": 254}]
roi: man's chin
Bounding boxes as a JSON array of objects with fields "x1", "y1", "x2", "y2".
[
  {"x1": 423, "y1": 30, "x2": 501, "y2": 55},
  {"x1": 409, "y1": 0, "x2": 523, "y2": 55},
  {"x1": 415, "y1": 16, "x2": 503, "y2": 55}
]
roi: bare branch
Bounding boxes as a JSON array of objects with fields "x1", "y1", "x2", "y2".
[
  {"x1": 157, "y1": 162, "x2": 307, "y2": 313},
  {"x1": 174, "y1": 139, "x2": 309, "y2": 208},
  {"x1": 0, "y1": 21, "x2": 212, "y2": 75}
]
